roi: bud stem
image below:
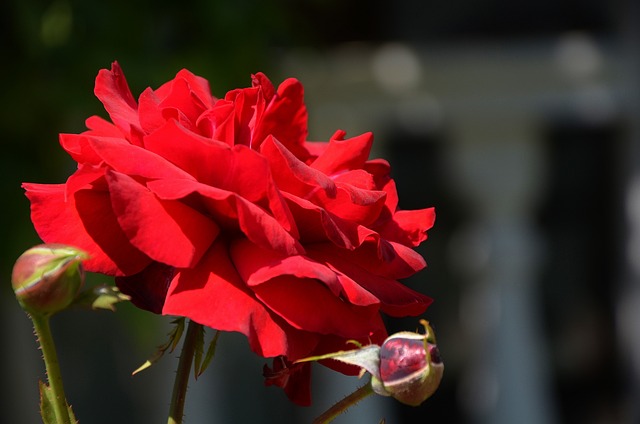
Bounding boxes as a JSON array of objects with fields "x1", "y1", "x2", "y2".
[
  {"x1": 312, "y1": 382, "x2": 374, "y2": 424},
  {"x1": 167, "y1": 319, "x2": 201, "y2": 424},
  {"x1": 31, "y1": 314, "x2": 72, "y2": 424}
]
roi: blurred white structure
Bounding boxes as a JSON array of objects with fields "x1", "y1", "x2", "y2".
[{"x1": 277, "y1": 34, "x2": 636, "y2": 423}]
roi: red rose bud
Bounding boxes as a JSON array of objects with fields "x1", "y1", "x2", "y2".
[
  {"x1": 11, "y1": 244, "x2": 89, "y2": 316},
  {"x1": 371, "y1": 320, "x2": 443, "y2": 406},
  {"x1": 295, "y1": 320, "x2": 443, "y2": 407}
]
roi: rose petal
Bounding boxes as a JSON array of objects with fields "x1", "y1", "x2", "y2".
[
  {"x1": 377, "y1": 207, "x2": 436, "y2": 247},
  {"x1": 162, "y1": 239, "x2": 316, "y2": 359},
  {"x1": 116, "y1": 262, "x2": 175, "y2": 314},
  {"x1": 85, "y1": 115, "x2": 125, "y2": 137},
  {"x1": 251, "y1": 274, "x2": 380, "y2": 338},
  {"x1": 160, "y1": 70, "x2": 214, "y2": 113},
  {"x1": 105, "y1": 171, "x2": 219, "y2": 268},
  {"x1": 311, "y1": 131, "x2": 373, "y2": 175},
  {"x1": 308, "y1": 243, "x2": 432, "y2": 316},
  {"x1": 197, "y1": 100, "x2": 236, "y2": 143},
  {"x1": 303, "y1": 140, "x2": 329, "y2": 159},
  {"x1": 142, "y1": 119, "x2": 230, "y2": 185},
  {"x1": 88, "y1": 135, "x2": 195, "y2": 181},
  {"x1": 230, "y1": 238, "x2": 338, "y2": 287},
  {"x1": 260, "y1": 135, "x2": 337, "y2": 199},
  {"x1": 253, "y1": 76, "x2": 309, "y2": 159},
  {"x1": 143, "y1": 123, "x2": 297, "y2": 236},
  {"x1": 23, "y1": 181, "x2": 151, "y2": 276},
  {"x1": 224, "y1": 86, "x2": 264, "y2": 148},
  {"x1": 283, "y1": 192, "x2": 394, "y2": 257},
  {"x1": 148, "y1": 178, "x2": 303, "y2": 256},
  {"x1": 317, "y1": 183, "x2": 387, "y2": 226},
  {"x1": 59, "y1": 134, "x2": 102, "y2": 165},
  {"x1": 230, "y1": 238, "x2": 379, "y2": 308},
  {"x1": 311, "y1": 238, "x2": 427, "y2": 280},
  {"x1": 94, "y1": 62, "x2": 141, "y2": 138},
  {"x1": 137, "y1": 87, "x2": 165, "y2": 134},
  {"x1": 282, "y1": 193, "x2": 356, "y2": 248},
  {"x1": 263, "y1": 358, "x2": 311, "y2": 406}
]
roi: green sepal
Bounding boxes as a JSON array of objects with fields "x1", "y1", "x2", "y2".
[
  {"x1": 39, "y1": 381, "x2": 77, "y2": 424},
  {"x1": 39, "y1": 380, "x2": 56, "y2": 424},
  {"x1": 195, "y1": 330, "x2": 220, "y2": 379},
  {"x1": 370, "y1": 375, "x2": 392, "y2": 397},
  {"x1": 132, "y1": 317, "x2": 185, "y2": 375},
  {"x1": 295, "y1": 344, "x2": 382, "y2": 380},
  {"x1": 72, "y1": 284, "x2": 131, "y2": 312},
  {"x1": 192, "y1": 324, "x2": 205, "y2": 379}
]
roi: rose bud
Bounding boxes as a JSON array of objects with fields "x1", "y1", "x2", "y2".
[
  {"x1": 371, "y1": 320, "x2": 443, "y2": 406},
  {"x1": 295, "y1": 319, "x2": 443, "y2": 407},
  {"x1": 11, "y1": 244, "x2": 89, "y2": 316}
]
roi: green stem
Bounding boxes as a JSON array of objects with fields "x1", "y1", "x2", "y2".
[
  {"x1": 312, "y1": 382, "x2": 375, "y2": 424},
  {"x1": 32, "y1": 314, "x2": 71, "y2": 424},
  {"x1": 167, "y1": 319, "x2": 201, "y2": 424}
]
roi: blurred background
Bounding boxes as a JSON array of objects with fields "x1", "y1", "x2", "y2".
[{"x1": 2, "y1": 0, "x2": 639, "y2": 423}]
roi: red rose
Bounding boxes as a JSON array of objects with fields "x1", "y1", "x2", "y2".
[{"x1": 23, "y1": 62, "x2": 435, "y2": 405}]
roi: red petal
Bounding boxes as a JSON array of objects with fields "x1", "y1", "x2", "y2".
[
  {"x1": 378, "y1": 207, "x2": 436, "y2": 247},
  {"x1": 283, "y1": 192, "x2": 390, "y2": 254},
  {"x1": 303, "y1": 140, "x2": 330, "y2": 160},
  {"x1": 157, "y1": 76, "x2": 208, "y2": 129},
  {"x1": 153, "y1": 69, "x2": 214, "y2": 105},
  {"x1": 148, "y1": 178, "x2": 303, "y2": 256},
  {"x1": 137, "y1": 87, "x2": 165, "y2": 134},
  {"x1": 85, "y1": 116, "x2": 125, "y2": 137},
  {"x1": 224, "y1": 86, "x2": 264, "y2": 147},
  {"x1": 142, "y1": 119, "x2": 230, "y2": 185},
  {"x1": 253, "y1": 77, "x2": 309, "y2": 159},
  {"x1": 263, "y1": 357, "x2": 311, "y2": 406},
  {"x1": 88, "y1": 135, "x2": 194, "y2": 181},
  {"x1": 251, "y1": 274, "x2": 380, "y2": 338},
  {"x1": 312, "y1": 238, "x2": 427, "y2": 280},
  {"x1": 231, "y1": 238, "x2": 339, "y2": 288},
  {"x1": 282, "y1": 193, "x2": 357, "y2": 248},
  {"x1": 251, "y1": 72, "x2": 275, "y2": 100},
  {"x1": 307, "y1": 243, "x2": 432, "y2": 316},
  {"x1": 197, "y1": 100, "x2": 236, "y2": 144},
  {"x1": 106, "y1": 171, "x2": 219, "y2": 268},
  {"x1": 316, "y1": 183, "x2": 387, "y2": 226},
  {"x1": 59, "y1": 134, "x2": 101, "y2": 165},
  {"x1": 230, "y1": 238, "x2": 379, "y2": 308},
  {"x1": 23, "y1": 181, "x2": 151, "y2": 276},
  {"x1": 260, "y1": 135, "x2": 337, "y2": 199},
  {"x1": 311, "y1": 131, "x2": 373, "y2": 175},
  {"x1": 162, "y1": 239, "x2": 316, "y2": 359},
  {"x1": 116, "y1": 262, "x2": 175, "y2": 314},
  {"x1": 94, "y1": 62, "x2": 141, "y2": 137},
  {"x1": 143, "y1": 123, "x2": 297, "y2": 236}
]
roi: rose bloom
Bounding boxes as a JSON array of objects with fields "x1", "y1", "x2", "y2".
[{"x1": 24, "y1": 62, "x2": 435, "y2": 405}]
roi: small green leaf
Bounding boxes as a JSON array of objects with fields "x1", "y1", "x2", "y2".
[
  {"x1": 169, "y1": 317, "x2": 186, "y2": 352},
  {"x1": 196, "y1": 330, "x2": 220, "y2": 379},
  {"x1": 39, "y1": 381, "x2": 78, "y2": 424},
  {"x1": 192, "y1": 325, "x2": 205, "y2": 379},
  {"x1": 132, "y1": 317, "x2": 186, "y2": 375},
  {"x1": 72, "y1": 284, "x2": 131, "y2": 312},
  {"x1": 39, "y1": 381, "x2": 56, "y2": 424}
]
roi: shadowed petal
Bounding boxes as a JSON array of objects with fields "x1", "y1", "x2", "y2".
[
  {"x1": 106, "y1": 171, "x2": 219, "y2": 268},
  {"x1": 162, "y1": 240, "x2": 316, "y2": 359}
]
